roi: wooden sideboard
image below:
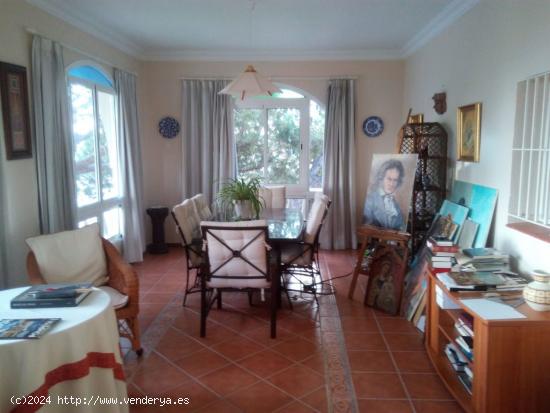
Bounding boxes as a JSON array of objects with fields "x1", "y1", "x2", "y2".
[{"x1": 425, "y1": 269, "x2": 550, "y2": 413}]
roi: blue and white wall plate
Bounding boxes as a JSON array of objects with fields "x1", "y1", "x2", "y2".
[
  {"x1": 158, "y1": 116, "x2": 180, "y2": 139},
  {"x1": 363, "y1": 116, "x2": 384, "y2": 137}
]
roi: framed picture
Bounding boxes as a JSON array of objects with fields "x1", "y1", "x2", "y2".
[
  {"x1": 457, "y1": 102, "x2": 481, "y2": 162},
  {"x1": 408, "y1": 113, "x2": 424, "y2": 123},
  {"x1": 365, "y1": 244, "x2": 408, "y2": 315},
  {"x1": 0, "y1": 62, "x2": 32, "y2": 160}
]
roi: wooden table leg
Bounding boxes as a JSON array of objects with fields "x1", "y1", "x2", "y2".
[{"x1": 347, "y1": 238, "x2": 369, "y2": 300}]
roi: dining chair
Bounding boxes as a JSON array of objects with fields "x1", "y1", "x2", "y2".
[
  {"x1": 259, "y1": 185, "x2": 286, "y2": 209},
  {"x1": 280, "y1": 194, "x2": 331, "y2": 300},
  {"x1": 25, "y1": 223, "x2": 142, "y2": 355},
  {"x1": 199, "y1": 220, "x2": 278, "y2": 338},
  {"x1": 172, "y1": 199, "x2": 203, "y2": 306},
  {"x1": 191, "y1": 193, "x2": 213, "y2": 221}
]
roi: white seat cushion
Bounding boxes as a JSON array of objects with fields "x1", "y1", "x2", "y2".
[
  {"x1": 259, "y1": 187, "x2": 272, "y2": 209},
  {"x1": 99, "y1": 286, "x2": 129, "y2": 309},
  {"x1": 26, "y1": 223, "x2": 108, "y2": 286},
  {"x1": 268, "y1": 186, "x2": 286, "y2": 209},
  {"x1": 304, "y1": 199, "x2": 327, "y2": 244}
]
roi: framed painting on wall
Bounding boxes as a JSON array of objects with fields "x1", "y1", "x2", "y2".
[
  {"x1": 0, "y1": 62, "x2": 32, "y2": 160},
  {"x1": 457, "y1": 102, "x2": 481, "y2": 162}
]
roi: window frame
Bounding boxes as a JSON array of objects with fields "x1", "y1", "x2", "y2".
[
  {"x1": 67, "y1": 66, "x2": 123, "y2": 242},
  {"x1": 233, "y1": 86, "x2": 324, "y2": 198}
]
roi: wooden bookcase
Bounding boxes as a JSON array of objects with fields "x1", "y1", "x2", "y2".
[{"x1": 425, "y1": 269, "x2": 550, "y2": 413}]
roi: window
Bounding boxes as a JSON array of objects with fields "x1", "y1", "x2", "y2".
[
  {"x1": 68, "y1": 64, "x2": 122, "y2": 240},
  {"x1": 234, "y1": 87, "x2": 325, "y2": 197},
  {"x1": 509, "y1": 71, "x2": 550, "y2": 233}
]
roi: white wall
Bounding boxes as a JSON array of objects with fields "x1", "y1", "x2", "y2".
[
  {"x1": 403, "y1": 0, "x2": 550, "y2": 273},
  {"x1": 0, "y1": 0, "x2": 140, "y2": 287},
  {"x1": 139, "y1": 60, "x2": 405, "y2": 243}
]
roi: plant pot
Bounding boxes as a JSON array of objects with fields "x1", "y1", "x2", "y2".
[
  {"x1": 523, "y1": 270, "x2": 550, "y2": 311},
  {"x1": 234, "y1": 200, "x2": 254, "y2": 220}
]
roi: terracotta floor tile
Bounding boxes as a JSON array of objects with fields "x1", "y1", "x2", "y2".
[
  {"x1": 210, "y1": 335, "x2": 265, "y2": 361},
  {"x1": 227, "y1": 381, "x2": 293, "y2": 413},
  {"x1": 351, "y1": 372, "x2": 407, "y2": 399},
  {"x1": 268, "y1": 364, "x2": 325, "y2": 398},
  {"x1": 384, "y1": 333, "x2": 425, "y2": 351},
  {"x1": 402, "y1": 373, "x2": 454, "y2": 400},
  {"x1": 300, "y1": 386, "x2": 328, "y2": 413},
  {"x1": 274, "y1": 401, "x2": 316, "y2": 412},
  {"x1": 344, "y1": 332, "x2": 387, "y2": 351},
  {"x1": 412, "y1": 400, "x2": 465, "y2": 413},
  {"x1": 239, "y1": 349, "x2": 295, "y2": 377},
  {"x1": 243, "y1": 325, "x2": 296, "y2": 346},
  {"x1": 299, "y1": 352, "x2": 325, "y2": 375},
  {"x1": 195, "y1": 399, "x2": 242, "y2": 413},
  {"x1": 378, "y1": 317, "x2": 419, "y2": 333},
  {"x1": 347, "y1": 350, "x2": 395, "y2": 372},
  {"x1": 141, "y1": 292, "x2": 178, "y2": 303},
  {"x1": 271, "y1": 336, "x2": 322, "y2": 362},
  {"x1": 392, "y1": 351, "x2": 435, "y2": 373},
  {"x1": 198, "y1": 364, "x2": 259, "y2": 397},
  {"x1": 278, "y1": 314, "x2": 320, "y2": 334},
  {"x1": 356, "y1": 399, "x2": 413, "y2": 413},
  {"x1": 340, "y1": 316, "x2": 379, "y2": 332},
  {"x1": 174, "y1": 348, "x2": 230, "y2": 378},
  {"x1": 155, "y1": 327, "x2": 205, "y2": 360},
  {"x1": 161, "y1": 381, "x2": 217, "y2": 411},
  {"x1": 131, "y1": 363, "x2": 191, "y2": 395}
]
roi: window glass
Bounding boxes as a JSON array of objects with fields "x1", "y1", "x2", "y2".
[
  {"x1": 309, "y1": 100, "x2": 325, "y2": 190},
  {"x1": 97, "y1": 91, "x2": 120, "y2": 200},
  {"x1": 70, "y1": 83, "x2": 98, "y2": 207},
  {"x1": 267, "y1": 108, "x2": 300, "y2": 184},
  {"x1": 68, "y1": 65, "x2": 113, "y2": 88},
  {"x1": 235, "y1": 108, "x2": 264, "y2": 180}
]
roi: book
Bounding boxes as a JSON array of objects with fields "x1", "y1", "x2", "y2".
[
  {"x1": 457, "y1": 372, "x2": 473, "y2": 394},
  {"x1": 11, "y1": 283, "x2": 93, "y2": 309},
  {"x1": 430, "y1": 254, "x2": 454, "y2": 262},
  {"x1": 463, "y1": 247, "x2": 508, "y2": 260},
  {"x1": 449, "y1": 271, "x2": 508, "y2": 287},
  {"x1": 0, "y1": 318, "x2": 61, "y2": 339},
  {"x1": 430, "y1": 261, "x2": 454, "y2": 269},
  {"x1": 427, "y1": 237, "x2": 457, "y2": 248}
]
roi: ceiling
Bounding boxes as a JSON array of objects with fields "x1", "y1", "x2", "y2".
[{"x1": 27, "y1": 0, "x2": 479, "y2": 60}]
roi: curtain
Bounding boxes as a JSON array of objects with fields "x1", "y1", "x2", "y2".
[
  {"x1": 31, "y1": 35, "x2": 76, "y2": 233},
  {"x1": 114, "y1": 69, "x2": 145, "y2": 263},
  {"x1": 321, "y1": 79, "x2": 357, "y2": 249},
  {"x1": 181, "y1": 80, "x2": 235, "y2": 203}
]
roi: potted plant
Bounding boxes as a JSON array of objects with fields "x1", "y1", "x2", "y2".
[{"x1": 216, "y1": 178, "x2": 263, "y2": 219}]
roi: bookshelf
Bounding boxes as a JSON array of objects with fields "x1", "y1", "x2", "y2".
[{"x1": 425, "y1": 269, "x2": 550, "y2": 413}]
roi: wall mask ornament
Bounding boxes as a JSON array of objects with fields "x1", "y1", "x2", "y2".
[{"x1": 432, "y1": 92, "x2": 447, "y2": 115}]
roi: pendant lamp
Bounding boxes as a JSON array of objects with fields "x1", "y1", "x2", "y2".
[{"x1": 219, "y1": 65, "x2": 281, "y2": 100}]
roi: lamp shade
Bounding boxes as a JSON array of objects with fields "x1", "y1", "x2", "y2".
[{"x1": 219, "y1": 65, "x2": 281, "y2": 100}]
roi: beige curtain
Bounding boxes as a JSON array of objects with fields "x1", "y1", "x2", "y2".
[
  {"x1": 181, "y1": 80, "x2": 236, "y2": 203},
  {"x1": 321, "y1": 79, "x2": 357, "y2": 249}
]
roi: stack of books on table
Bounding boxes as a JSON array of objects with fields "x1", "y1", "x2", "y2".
[
  {"x1": 426, "y1": 237, "x2": 459, "y2": 273},
  {"x1": 438, "y1": 271, "x2": 528, "y2": 292},
  {"x1": 460, "y1": 247, "x2": 510, "y2": 272}
]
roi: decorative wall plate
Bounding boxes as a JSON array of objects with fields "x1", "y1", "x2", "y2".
[
  {"x1": 363, "y1": 116, "x2": 384, "y2": 137},
  {"x1": 158, "y1": 116, "x2": 180, "y2": 138}
]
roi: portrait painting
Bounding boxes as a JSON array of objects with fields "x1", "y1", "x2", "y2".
[
  {"x1": 457, "y1": 102, "x2": 481, "y2": 162},
  {"x1": 362, "y1": 153, "x2": 418, "y2": 232}
]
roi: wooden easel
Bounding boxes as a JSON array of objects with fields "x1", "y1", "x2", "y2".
[{"x1": 348, "y1": 225, "x2": 411, "y2": 308}]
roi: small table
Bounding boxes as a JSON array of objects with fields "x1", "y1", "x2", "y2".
[
  {"x1": 0, "y1": 288, "x2": 128, "y2": 413},
  {"x1": 146, "y1": 206, "x2": 169, "y2": 254}
]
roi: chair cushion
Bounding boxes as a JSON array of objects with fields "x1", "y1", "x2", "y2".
[
  {"x1": 269, "y1": 186, "x2": 286, "y2": 209},
  {"x1": 201, "y1": 220, "x2": 271, "y2": 289},
  {"x1": 304, "y1": 199, "x2": 326, "y2": 244},
  {"x1": 173, "y1": 200, "x2": 201, "y2": 243},
  {"x1": 191, "y1": 194, "x2": 212, "y2": 221},
  {"x1": 259, "y1": 187, "x2": 272, "y2": 209},
  {"x1": 99, "y1": 286, "x2": 129, "y2": 309},
  {"x1": 26, "y1": 224, "x2": 108, "y2": 286}
]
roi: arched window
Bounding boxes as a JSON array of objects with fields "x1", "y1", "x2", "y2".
[
  {"x1": 67, "y1": 63, "x2": 122, "y2": 240},
  {"x1": 233, "y1": 85, "x2": 325, "y2": 197}
]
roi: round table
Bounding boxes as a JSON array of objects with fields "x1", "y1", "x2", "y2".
[{"x1": 0, "y1": 288, "x2": 128, "y2": 413}]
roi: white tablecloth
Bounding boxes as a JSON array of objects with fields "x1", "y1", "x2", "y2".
[{"x1": 0, "y1": 287, "x2": 128, "y2": 413}]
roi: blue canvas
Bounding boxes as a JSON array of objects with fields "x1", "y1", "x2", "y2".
[
  {"x1": 449, "y1": 181, "x2": 498, "y2": 247},
  {"x1": 439, "y1": 200, "x2": 470, "y2": 242}
]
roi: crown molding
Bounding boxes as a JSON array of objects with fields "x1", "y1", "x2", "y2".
[
  {"x1": 26, "y1": 0, "x2": 143, "y2": 58},
  {"x1": 141, "y1": 48, "x2": 402, "y2": 62},
  {"x1": 401, "y1": 0, "x2": 480, "y2": 57}
]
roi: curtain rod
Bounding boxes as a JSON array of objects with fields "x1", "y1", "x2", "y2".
[
  {"x1": 179, "y1": 75, "x2": 358, "y2": 81},
  {"x1": 26, "y1": 27, "x2": 138, "y2": 77}
]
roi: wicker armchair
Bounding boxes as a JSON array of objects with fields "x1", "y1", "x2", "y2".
[{"x1": 26, "y1": 237, "x2": 142, "y2": 355}]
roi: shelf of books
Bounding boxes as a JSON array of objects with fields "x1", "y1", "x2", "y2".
[{"x1": 425, "y1": 267, "x2": 550, "y2": 413}]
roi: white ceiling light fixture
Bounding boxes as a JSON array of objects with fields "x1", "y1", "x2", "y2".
[{"x1": 219, "y1": 1, "x2": 280, "y2": 100}]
